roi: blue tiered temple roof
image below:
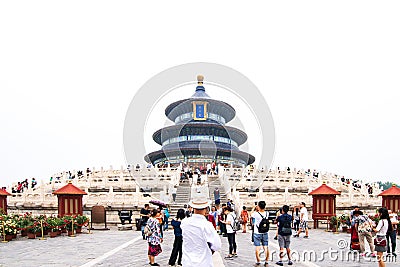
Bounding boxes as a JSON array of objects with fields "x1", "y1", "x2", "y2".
[{"x1": 144, "y1": 75, "x2": 255, "y2": 166}]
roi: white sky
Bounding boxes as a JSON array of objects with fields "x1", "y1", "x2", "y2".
[{"x1": 1, "y1": 1, "x2": 399, "y2": 187}]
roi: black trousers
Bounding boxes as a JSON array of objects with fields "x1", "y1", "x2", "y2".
[
  {"x1": 220, "y1": 221, "x2": 227, "y2": 234},
  {"x1": 168, "y1": 236, "x2": 183, "y2": 265},
  {"x1": 386, "y1": 230, "x2": 397, "y2": 254},
  {"x1": 227, "y1": 233, "x2": 237, "y2": 254},
  {"x1": 293, "y1": 220, "x2": 300, "y2": 231}
]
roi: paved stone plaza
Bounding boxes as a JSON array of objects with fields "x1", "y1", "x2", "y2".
[{"x1": 0, "y1": 227, "x2": 398, "y2": 267}]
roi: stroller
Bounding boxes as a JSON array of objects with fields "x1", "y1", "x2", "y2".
[{"x1": 350, "y1": 226, "x2": 360, "y2": 250}]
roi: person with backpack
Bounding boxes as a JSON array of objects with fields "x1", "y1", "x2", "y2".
[
  {"x1": 276, "y1": 205, "x2": 293, "y2": 266},
  {"x1": 140, "y1": 204, "x2": 151, "y2": 240},
  {"x1": 251, "y1": 201, "x2": 270, "y2": 267},
  {"x1": 352, "y1": 210, "x2": 375, "y2": 257},
  {"x1": 163, "y1": 207, "x2": 170, "y2": 231},
  {"x1": 221, "y1": 206, "x2": 238, "y2": 259}
]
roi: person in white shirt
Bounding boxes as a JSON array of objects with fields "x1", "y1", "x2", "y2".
[
  {"x1": 207, "y1": 163, "x2": 212, "y2": 175},
  {"x1": 181, "y1": 191, "x2": 221, "y2": 267},
  {"x1": 373, "y1": 207, "x2": 393, "y2": 267},
  {"x1": 294, "y1": 202, "x2": 309, "y2": 238},
  {"x1": 251, "y1": 201, "x2": 270, "y2": 267},
  {"x1": 220, "y1": 206, "x2": 237, "y2": 259}
]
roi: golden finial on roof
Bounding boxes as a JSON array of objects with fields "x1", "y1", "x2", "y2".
[
  {"x1": 197, "y1": 75, "x2": 204, "y2": 85},
  {"x1": 67, "y1": 180, "x2": 72, "y2": 184}
]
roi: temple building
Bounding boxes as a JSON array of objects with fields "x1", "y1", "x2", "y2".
[{"x1": 144, "y1": 75, "x2": 255, "y2": 167}]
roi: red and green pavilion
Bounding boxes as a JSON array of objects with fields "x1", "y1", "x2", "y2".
[
  {"x1": 0, "y1": 188, "x2": 12, "y2": 214},
  {"x1": 53, "y1": 182, "x2": 87, "y2": 217},
  {"x1": 378, "y1": 184, "x2": 400, "y2": 213},
  {"x1": 309, "y1": 183, "x2": 341, "y2": 229}
]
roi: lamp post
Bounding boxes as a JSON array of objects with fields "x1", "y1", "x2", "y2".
[
  {"x1": 39, "y1": 219, "x2": 46, "y2": 240},
  {"x1": 86, "y1": 217, "x2": 92, "y2": 234},
  {"x1": 1, "y1": 220, "x2": 8, "y2": 243}
]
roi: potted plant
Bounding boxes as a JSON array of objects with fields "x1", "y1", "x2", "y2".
[
  {"x1": 47, "y1": 217, "x2": 60, "y2": 238},
  {"x1": 7, "y1": 214, "x2": 19, "y2": 238},
  {"x1": 56, "y1": 218, "x2": 64, "y2": 235},
  {"x1": 63, "y1": 215, "x2": 77, "y2": 236},
  {"x1": 26, "y1": 221, "x2": 40, "y2": 239},
  {"x1": 1, "y1": 216, "x2": 18, "y2": 241},
  {"x1": 330, "y1": 216, "x2": 338, "y2": 232},
  {"x1": 34, "y1": 215, "x2": 47, "y2": 237},
  {"x1": 16, "y1": 215, "x2": 28, "y2": 237},
  {"x1": 75, "y1": 215, "x2": 89, "y2": 233},
  {"x1": 339, "y1": 214, "x2": 350, "y2": 232},
  {"x1": 17, "y1": 212, "x2": 34, "y2": 237},
  {"x1": 59, "y1": 216, "x2": 68, "y2": 233}
]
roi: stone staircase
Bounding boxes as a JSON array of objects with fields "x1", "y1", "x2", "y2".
[
  {"x1": 207, "y1": 175, "x2": 228, "y2": 205},
  {"x1": 169, "y1": 179, "x2": 191, "y2": 218}
]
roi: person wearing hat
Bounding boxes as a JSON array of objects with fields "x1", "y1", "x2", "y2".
[{"x1": 181, "y1": 190, "x2": 222, "y2": 267}]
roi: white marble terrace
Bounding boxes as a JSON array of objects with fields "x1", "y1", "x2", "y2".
[{"x1": 5, "y1": 164, "x2": 382, "y2": 215}]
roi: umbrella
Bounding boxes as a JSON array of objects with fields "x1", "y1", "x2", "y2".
[{"x1": 149, "y1": 199, "x2": 167, "y2": 208}]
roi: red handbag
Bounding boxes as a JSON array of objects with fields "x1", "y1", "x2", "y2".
[{"x1": 374, "y1": 236, "x2": 387, "y2": 247}]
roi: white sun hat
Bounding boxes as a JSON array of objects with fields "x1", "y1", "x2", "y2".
[{"x1": 188, "y1": 188, "x2": 211, "y2": 209}]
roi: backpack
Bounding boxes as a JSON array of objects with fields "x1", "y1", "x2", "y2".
[
  {"x1": 257, "y1": 212, "x2": 270, "y2": 233},
  {"x1": 357, "y1": 216, "x2": 372, "y2": 233},
  {"x1": 281, "y1": 215, "x2": 292, "y2": 235},
  {"x1": 230, "y1": 213, "x2": 241, "y2": 232},
  {"x1": 164, "y1": 209, "x2": 170, "y2": 219}
]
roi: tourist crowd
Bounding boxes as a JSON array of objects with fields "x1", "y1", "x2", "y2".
[
  {"x1": 136, "y1": 191, "x2": 398, "y2": 267},
  {"x1": 137, "y1": 190, "x2": 317, "y2": 267},
  {"x1": 350, "y1": 206, "x2": 398, "y2": 267},
  {"x1": 10, "y1": 178, "x2": 37, "y2": 193}
]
